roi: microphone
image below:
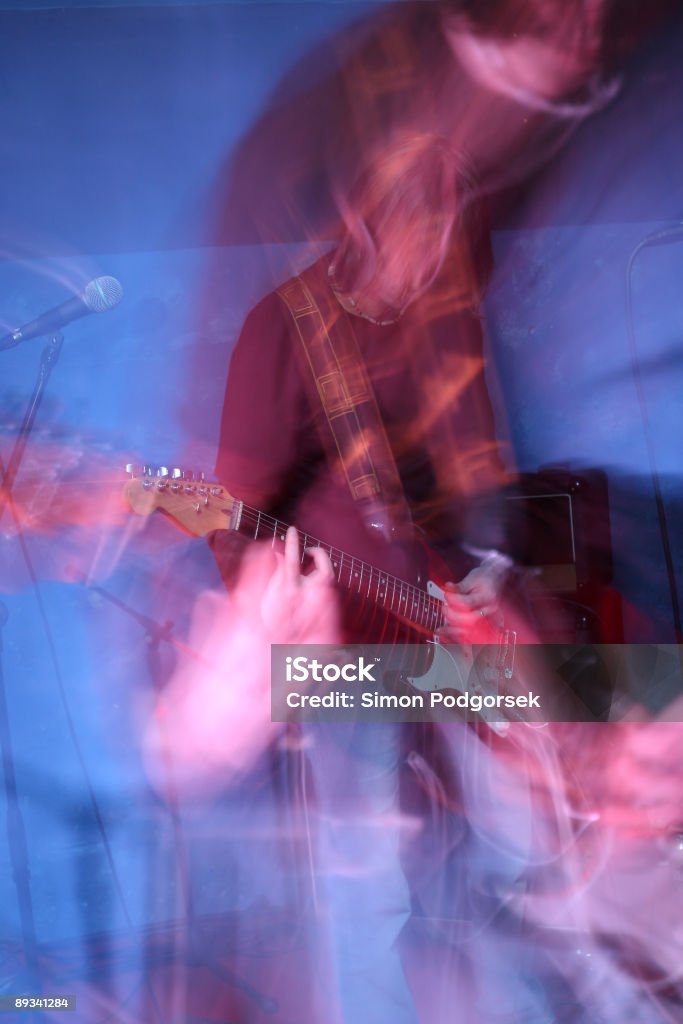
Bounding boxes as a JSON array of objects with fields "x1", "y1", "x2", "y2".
[{"x1": 0, "y1": 276, "x2": 123, "y2": 350}]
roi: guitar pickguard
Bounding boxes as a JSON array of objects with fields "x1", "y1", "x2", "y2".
[{"x1": 405, "y1": 578, "x2": 509, "y2": 736}]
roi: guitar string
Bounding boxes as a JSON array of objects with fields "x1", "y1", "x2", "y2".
[
  {"x1": 231, "y1": 502, "x2": 508, "y2": 659},
  {"x1": 234, "y1": 502, "x2": 445, "y2": 634},
  {"x1": 152, "y1": 484, "x2": 516, "y2": 719},
  {"x1": 152, "y1": 482, "x2": 444, "y2": 631}
]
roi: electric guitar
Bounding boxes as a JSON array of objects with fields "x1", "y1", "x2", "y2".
[{"x1": 124, "y1": 466, "x2": 524, "y2": 733}]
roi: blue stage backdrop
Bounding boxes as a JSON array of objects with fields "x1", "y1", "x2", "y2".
[{"x1": 0, "y1": 2, "x2": 681, "y2": 1021}]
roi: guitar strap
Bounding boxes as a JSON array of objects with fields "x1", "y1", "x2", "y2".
[{"x1": 277, "y1": 264, "x2": 412, "y2": 539}]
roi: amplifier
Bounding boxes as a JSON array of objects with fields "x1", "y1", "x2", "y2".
[{"x1": 505, "y1": 467, "x2": 613, "y2": 595}]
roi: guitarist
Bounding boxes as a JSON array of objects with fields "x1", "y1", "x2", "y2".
[
  {"x1": 206, "y1": 131, "x2": 541, "y2": 1024},
  {"x1": 211, "y1": 132, "x2": 513, "y2": 645}
]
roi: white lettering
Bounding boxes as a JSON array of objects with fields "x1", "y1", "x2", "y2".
[
  {"x1": 282, "y1": 655, "x2": 377, "y2": 683},
  {"x1": 286, "y1": 691, "x2": 354, "y2": 709},
  {"x1": 358, "y1": 657, "x2": 376, "y2": 682},
  {"x1": 428, "y1": 691, "x2": 542, "y2": 715},
  {"x1": 361, "y1": 692, "x2": 424, "y2": 709},
  {"x1": 285, "y1": 656, "x2": 310, "y2": 683}
]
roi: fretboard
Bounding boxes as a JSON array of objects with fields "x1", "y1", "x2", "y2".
[{"x1": 234, "y1": 502, "x2": 445, "y2": 635}]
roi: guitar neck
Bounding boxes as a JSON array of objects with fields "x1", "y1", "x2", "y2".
[
  {"x1": 125, "y1": 472, "x2": 445, "y2": 635},
  {"x1": 234, "y1": 502, "x2": 444, "y2": 635},
  {"x1": 126, "y1": 469, "x2": 518, "y2": 696}
]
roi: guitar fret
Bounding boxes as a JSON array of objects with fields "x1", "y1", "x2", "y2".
[
  {"x1": 224, "y1": 501, "x2": 436, "y2": 633},
  {"x1": 136, "y1": 482, "x2": 447, "y2": 635},
  {"x1": 431, "y1": 598, "x2": 440, "y2": 633}
]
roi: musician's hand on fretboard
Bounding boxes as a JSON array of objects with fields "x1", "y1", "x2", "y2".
[{"x1": 260, "y1": 526, "x2": 341, "y2": 644}]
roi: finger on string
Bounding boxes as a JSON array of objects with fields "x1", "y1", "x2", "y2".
[
  {"x1": 446, "y1": 590, "x2": 477, "y2": 611},
  {"x1": 283, "y1": 526, "x2": 302, "y2": 586},
  {"x1": 443, "y1": 607, "x2": 480, "y2": 629},
  {"x1": 273, "y1": 550, "x2": 285, "y2": 573},
  {"x1": 457, "y1": 570, "x2": 477, "y2": 594},
  {"x1": 309, "y1": 545, "x2": 335, "y2": 580},
  {"x1": 438, "y1": 626, "x2": 473, "y2": 644},
  {"x1": 444, "y1": 592, "x2": 475, "y2": 614},
  {"x1": 437, "y1": 625, "x2": 463, "y2": 641}
]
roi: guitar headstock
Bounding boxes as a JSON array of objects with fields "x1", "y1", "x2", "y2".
[{"x1": 124, "y1": 465, "x2": 236, "y2": 537}]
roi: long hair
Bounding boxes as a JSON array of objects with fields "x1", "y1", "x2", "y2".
[{"x1": 331, "y1": 131, "x2": 476, "y2": 311}]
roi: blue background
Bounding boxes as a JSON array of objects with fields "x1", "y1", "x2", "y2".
[{"x1": 0, "y1": 1, "x2": 681, "y2": 1018}]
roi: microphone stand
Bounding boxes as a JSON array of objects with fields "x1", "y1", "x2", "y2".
[
  {"x1": 0, "y1": 332, "x2": 64, "y2": 1019},
  {"x1": 0, "y1": 330, "x2": 276, "y2": 1015},
  {"x1": 0, "y1": 601, "x2": 42, "y2": 1019},
  {"x1": 0, "y1": 332, "x2": 63, "y2": 522}
]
